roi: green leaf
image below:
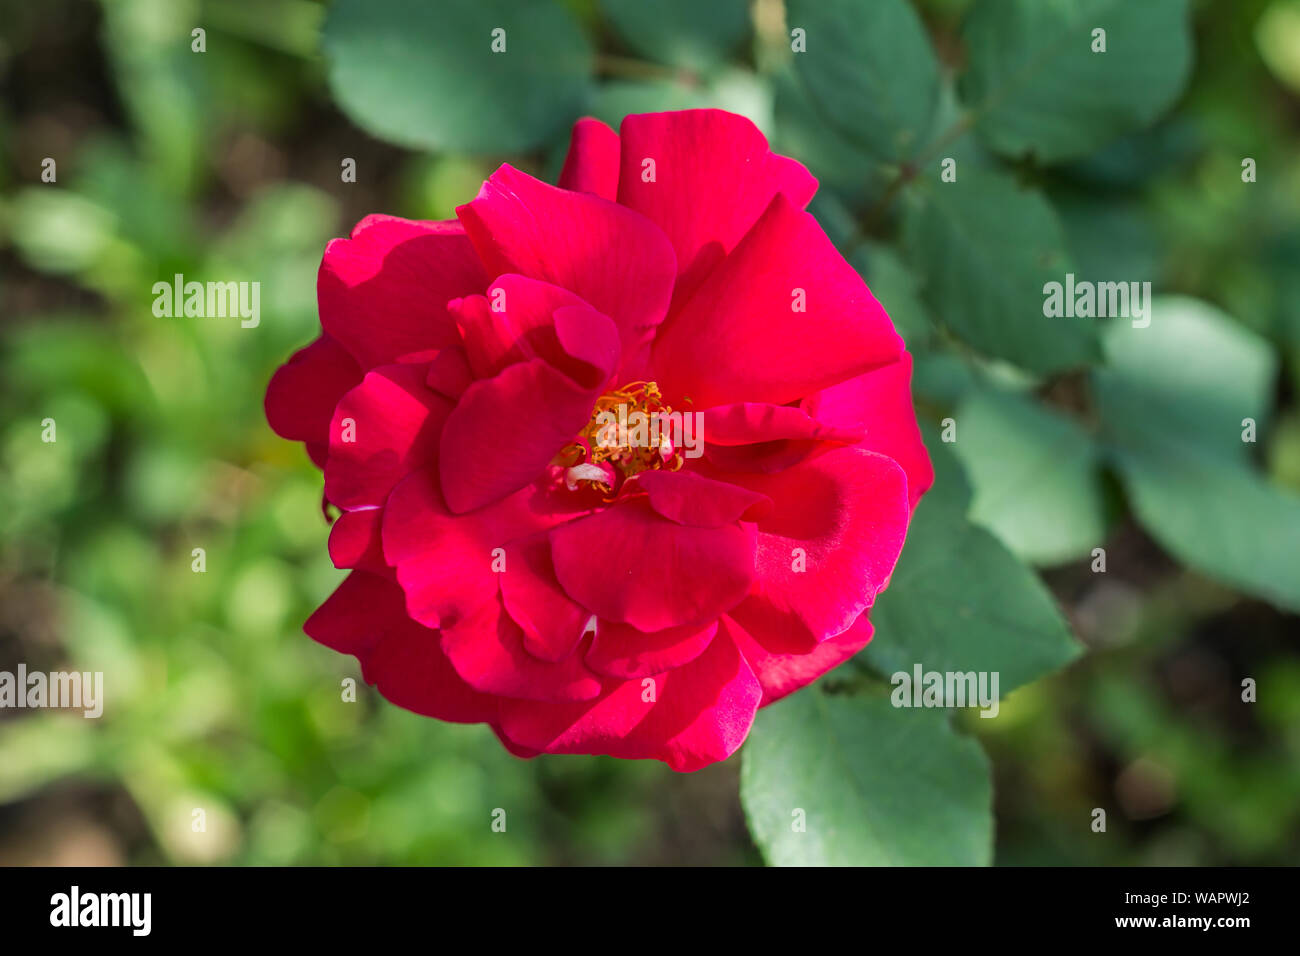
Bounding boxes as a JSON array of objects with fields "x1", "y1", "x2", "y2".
[
  {"x1": 902, "y1": 170, "x2": 1100, "y2": 373},
  {"x1": 786, "y1": 0, "x2": 940, "y2": 162},
  {"x1": 0, "y1": 715, "x2": 97, "y2": 803},
  {"x1": 863, "y1": 470, "x2": 1083, "y2": 694},
  {"x1": 1106, "y1": 443, "x2": 1300, "y2": 612},
  {"x1": 772, "y1": 69, "x2": 892, "y2": 209},
  {"x1": 100, "y1": 0, "x2": 210, "y2": 193},
  {"x1": 1096, "y1": 297, "x2": 1276, "y2": 462},
  {"x1": 952, "y1": 389, "x2": 1107, "y2": 565},
  {"x1": 741, "y1": 690, "x2": 992, "y2": 866},
  {"x1": 919, "y1": 420, "x2": 974, "y2": 520},
  {"x1": 9, "y1": 189, "x2": 117, "y2": 275},
  {"x1": 853, "y1": 242, "x2": 934, "y2": 351},
  {"x1": 960, "y1": 0, "x2": 1193, "y2": 163},
  {"x1": 807, "y1": 188, "x2": 862, "y2": 250},
  {"x1": 861, "y1": 418, "x2": 1081, "y2": 699},
  {"x1": 912, "y1": 354, "x2": 980, "y2": 407},
  {"x1": 1095, "y1": 297, "x2": 1300, "y2": 610},
  {"x1": 588, "y1": 69, "x2": 772, "y2": 132},
  {"x1": 1055, "y1": 193, "x2": 1161, "y2": 285},
  {"x1": 599, "y1": 0, "x2": 750, "y2": 71},
  {"x1": 323, "y1": 0, "x2": 593, "y2": 154}
]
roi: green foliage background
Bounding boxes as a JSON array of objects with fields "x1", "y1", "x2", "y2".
[{"x1": 1, "y1": 0, "x2": 1298, "y2": 865}]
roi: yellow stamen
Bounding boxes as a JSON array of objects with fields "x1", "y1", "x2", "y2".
[{"x1": 557, "y1": 381, "x2": 685, "y2": 493}]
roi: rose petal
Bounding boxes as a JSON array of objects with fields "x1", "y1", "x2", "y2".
[
  {"x1": 438, "y1": 358, "x2": 601, "y2": 513},
  {"x1": 802, "y1": 351, "x2": 934, "y2": 508},
  {"x1": 558, "y1": 116, "x2": 620, "y2": 200},
  {"x1": 319, "y1": 215, "x2": 487, "y2": 370},
  {"x1": 425, "y1": 346, "x2": 475, "y2": 402},
  {"x1": 305, "y1": 571, "x2": 496, "y2": 724},
  {"x1": 617, "y1": 109, "x2": 817, "y2": 305},
  {"x1": 497, "y1": 625, "x2": 761, "y2": 772},
  {"x1": 652, "y1": 193, "x2": 902, "y2": 408},
  {"x1": 450, "y1": 274, "x2": 588, "y2": 380},
  {"x1": 325, "y1": 362, "x2": 450, "y2": 510},
  {"x1": 585, "y1": 618, "x2": 717, "y2": 680},
  {"x1": 328, "y1": 507, "x2": 386, "y2": 572},
  {"x1": 700, "y1": 401, "x2": 864, "y2": 473},
  {"x1": 442, "y1": 597, "x2": 602, "y2": 702},
  {"x1": 265, "y1": 334, "x2": 362, "y2": 449},
  {"x1": 701, "y1": 401, "x2": 863, "y2": 446},
  {"x1": 499, "y1": 535, "x2": 592, "y2": 662},
  {"x1": 383, "y1": 471, "x2": 590, "y2": 630},
  {"x1": 457, "y1": 164, "x2": 676, "y2": 373},
  {"x1": 551, "y1": 305, "x2": 621, "y2": 389},
  {"x1": 724, "y1": 612, "x2": 873, "y2": 706},
  {"x1": 628, "y1": 469, "x2": 770, "y2": 526},
  {"x1": 550, "y1": 496, "x2": 756, "y2": 631},
  {"x1": 450, "y1": 275, "x2": 620, "y2": 390},
  {"x1": 304, "y1": 570, "x2": 392, "y2": 658},
  {"x1": 726, "y1": 447, "x2": 910, "y2": 644}
]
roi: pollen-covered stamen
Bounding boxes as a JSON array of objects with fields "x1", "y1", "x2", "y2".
[
  {"x1": 564, "y1": 461, "x2": 615, "y2": 491},
  {"x1": 556, "y1": 381, "x2": 687, "y2": 493}
]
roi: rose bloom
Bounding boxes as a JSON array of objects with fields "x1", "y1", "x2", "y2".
[{"x1": 266, "y1": 109, "x2": 931, "y2": 771}]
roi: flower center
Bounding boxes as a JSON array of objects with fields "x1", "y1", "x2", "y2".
[{"x1": 557, "y1": 381, "x2": 685, "y2": 493}]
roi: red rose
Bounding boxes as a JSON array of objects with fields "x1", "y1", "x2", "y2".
[{"x1": 266, "y1": 109, "x2": 932, "y2": 771}]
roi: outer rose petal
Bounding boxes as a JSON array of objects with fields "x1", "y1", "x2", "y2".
[
  {"x1": 328, "y1": 507, "x2": 386, "y2": 573},
  {"x1": 558, "y1": 117, "x2": 620, "y2": 200},
  {"x1": 497, "y1": 624, "x2": 762, "y2": 771},
  {"x1": 652, "y1": 193, "x2": 902, "y2": 409},
  {"x1": 383, "y1": 471, "x2": 590, "y2": 630},
  {"x1": 319, "y1": 216, "x2": 488, "y2": 370},
  {"x1": 457, "y1": 164, "x2": 676, "y2": 373},
  {"x1": 441, "y1": 598, "x2": 602, "y2": 702},
  {"x1": 617, "y1": 109, "x2": 818, "y2": 305},
  {"x1": 305, "y1": 571, "x2": 495, "y2": 723},
  {"x1": 492, "y1": 725, "x2": 543, "y2": 759},
  {"x1": 265, "y1": 334, "x2": 362, "y2": 454},
  {"x1": 304, "y1": 569, "x2": 390, "y2": 658},
  {"x1": 727, "y1": 447, "x2": 911, "y2": 644},
  {"x1": 802, "y1": 351, "x2": 934, "y2": 509},
  {"x1": 549, "y1": 497, "x2": 756, "y2": 632},
  {"x1": 325, "y1": 362, "x2": 450, "y2": 510},
  {"x1": 725, "y1": 612, "x2": 874, "y2": 706}
]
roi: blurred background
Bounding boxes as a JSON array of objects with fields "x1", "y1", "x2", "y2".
[{"x1": 1, "y1": 0, "x2": 1298, "y2": 865}]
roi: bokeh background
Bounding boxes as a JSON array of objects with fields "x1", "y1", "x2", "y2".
[{"x1": 1, "y1": 0, "x2": 1298, "y2": 865}]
